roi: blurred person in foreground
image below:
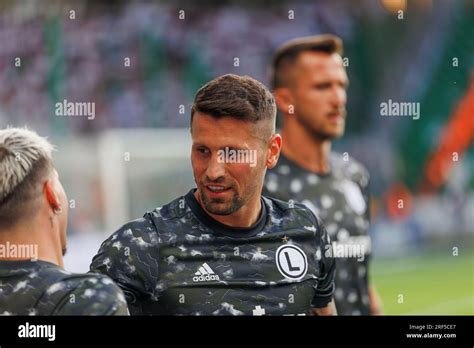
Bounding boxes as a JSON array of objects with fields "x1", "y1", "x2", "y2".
[
  {"x1": 263, "y1": 35, "x2": 382, "y2": 315},
  {"x1": 0, "y1": 127, "x2": 128, "y2": 315},
  {"x1": 91, "y1": 74, "x2": 336, "y2": 315}
]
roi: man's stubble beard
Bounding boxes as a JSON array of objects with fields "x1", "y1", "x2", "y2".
[
  {"x1": 295, "y1": 111, "x2": 345, "y2": 141},
  {"x1": 200, "y1": 186, "x2": 244, "y2": 216}
]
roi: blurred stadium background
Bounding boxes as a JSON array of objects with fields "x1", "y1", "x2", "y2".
[{"x1": 0, "y1": 0, "x2": 472, "y2": 314}]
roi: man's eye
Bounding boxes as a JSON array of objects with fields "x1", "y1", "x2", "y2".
[
  {"x1": 315, "y1": 83, "x2": 331, "y2": 89},
  {"x1": 197, "y1": 148, "x2": 209, "y2": 154}
]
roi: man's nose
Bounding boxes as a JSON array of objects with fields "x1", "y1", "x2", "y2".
[
  {"x1": 331, "y1": 86, "x2": 346, "y2": 107},
  {"x1": 205, "y1": 154, "x2": 226, "y2": 181}
]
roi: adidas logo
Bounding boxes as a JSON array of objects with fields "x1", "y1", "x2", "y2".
[{"x1": 193, "y1": 263, "x2": 220, "y2": 282}]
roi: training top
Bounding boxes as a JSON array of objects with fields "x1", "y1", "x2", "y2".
[
  {"x1": 90, "y1": 189, "x2": 335, "y2": 316},
  {"x1": 0, "y1": 259, "x2": 129, "y2": 315},
  {"x1": 263, "y1": 153, "x2": 372, "y2": 315}
]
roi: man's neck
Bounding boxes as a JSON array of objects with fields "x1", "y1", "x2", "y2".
[
  {"x1": 281, "y1": 116, "x2": 332, "y2": 174},
  {"x1": 0, "y1": 222, "x2": 64, "y2": 268},
  {"x1": 195, "y1": 190, "x2": 262, "y2": 228}
]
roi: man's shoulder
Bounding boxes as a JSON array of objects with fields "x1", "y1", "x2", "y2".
[
  {"x1": 89, "y1": 193, "x2": 193, "y2": 278},
  {"x1": 45, "y1": 270, "x2": 121, "y2": 294},
  {"x1": 263, "y1": 195, "x2": 322, "y2": 228},
  {"x1": 45, "y1": 272, "x2": 128, "y2": 315},
  {"x1": 89, "y1": 193, "x2": 194, "y2": 305},
  {"x1": 24, "y1": 265, "x2": 128, "y2": 315},
  {"x1": 108, "y1": 193, "x2": 191, "y2": 241},
  {"x1": 148, "y1": 193, "x2": 191, "y2": 225}
]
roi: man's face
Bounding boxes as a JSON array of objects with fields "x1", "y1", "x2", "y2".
[
  {"x1": 287, "y1": 51, "x2": 348, "y2": 139},
  {"x1": 191, "y1": 113, "x2": 268, "y2": 216}
]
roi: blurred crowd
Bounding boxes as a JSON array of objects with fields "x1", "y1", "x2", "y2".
[{"x1": 0, "y1": 1, "x2": 394, "y2": 134}]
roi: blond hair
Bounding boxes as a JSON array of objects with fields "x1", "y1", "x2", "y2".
[{"x1": 0, "y1": 127, "x2": 55, "y2": 228}]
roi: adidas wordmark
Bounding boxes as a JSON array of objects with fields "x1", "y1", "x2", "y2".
[{"x1": 193, "y1": 263, "x2": 220, "y2": 282}]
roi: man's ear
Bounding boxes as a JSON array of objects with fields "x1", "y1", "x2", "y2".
[
  {"x1": 273, "y1": 88, "x2": 294, "y2": 116},
  {"x1": 266, "y1": 133, "x2": 282, "y2": 169},
  {"x1": 44, "y1": 179, "x2": 61, "y2": 212}
]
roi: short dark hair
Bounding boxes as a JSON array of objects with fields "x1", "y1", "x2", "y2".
[
  {"x1": 269, "y1": 34, "x2": 343, "y2": 89},
  {"x1": 191, "y1": 74, "x2": 276, "y2": 135}
]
